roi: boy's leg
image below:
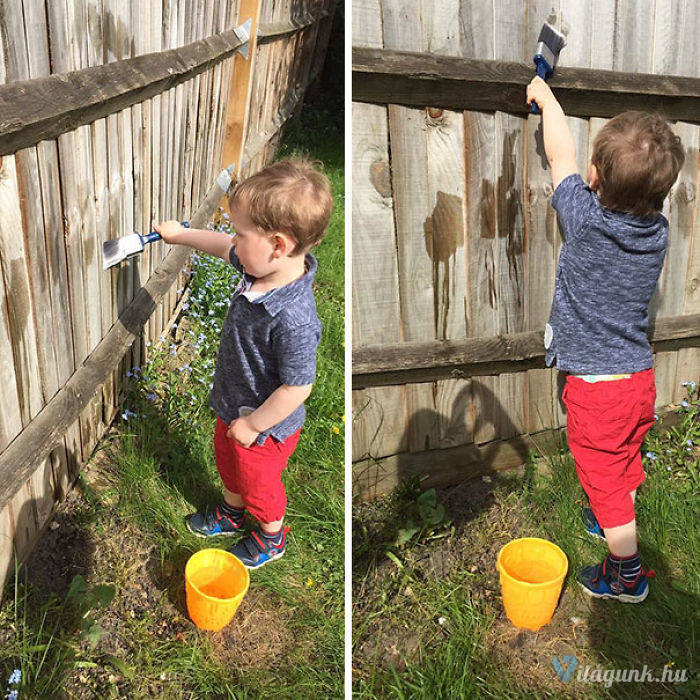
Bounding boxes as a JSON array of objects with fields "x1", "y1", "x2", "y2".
[
  {"x1": 603, "y1": 519, "x2": 637, "y2": 557},
  {"x1": 229, "y1": 429, "x2": 301, "y2": 568},
  {"x1": 186, "y1": 418, "x2": 246, "y2": 537},
  {"x1": 223, "y1": 487, "x2": 245, "y2": 508},
  {"x1": 564, "y1": 373, "x2": 652, "y2": 602}
]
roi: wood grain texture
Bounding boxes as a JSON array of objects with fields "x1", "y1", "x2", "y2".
[
  {"x1": 353, "y1": 314, "x2": 700, "y2": 388},
  {"x1": 0, "y1": 175, "x2": 229, "y2": 509},
  {"x1": 352, "y1": 47, "x2": 700, "y2": 123},
  {"x1": 0, "y1": 25, "x2": 248, "y2": 156}
]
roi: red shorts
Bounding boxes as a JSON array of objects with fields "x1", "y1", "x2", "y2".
[
  {"x1": 213, "y1": 417, "x2": 301, "y2": 524},
  {"x1": 562, "y1": 369, "x2": 656, "y2": 529}
]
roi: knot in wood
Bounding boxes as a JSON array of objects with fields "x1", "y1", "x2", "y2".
[
  {"x1": 425, "y1": 107, "x2": 444, "y2": 123},
  {"x1": 369, "y1": 159, "x2": 391, "y2": 198}
]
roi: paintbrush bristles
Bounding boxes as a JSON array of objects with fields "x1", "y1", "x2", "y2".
[{"x1": 537, "y1": 22, "x2": 566, "y2": 54}]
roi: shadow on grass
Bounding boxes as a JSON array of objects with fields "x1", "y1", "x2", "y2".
[
  {"x1": 584, "y1": 541, "x2": 697, "y2": 693},
  {"x1": 0, "y1": 477, "x2": 96, "y2": 695}
]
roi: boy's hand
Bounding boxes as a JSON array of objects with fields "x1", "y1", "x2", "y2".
[
  {"x1": 152, "y1": 220, "x2": 185, "y2": 244},
  {"x1": 227, "y1": 416, "x2": 260, "y2": 447},
  {"x1": 526, "y1": 76, "x2": 556, "y2": 111}
]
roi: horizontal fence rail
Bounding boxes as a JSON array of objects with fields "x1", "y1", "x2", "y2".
[
  {"x1": 0, "y1": 27, "x2": 249, "y2": 156},
  {"x1": 258, "y1": 4, "x2": 333, "y2": 44},
  {"x1": 353, "y1": 314, "x2": 700, "y2": 388},
  {"x1": 352, "y1": 47, "x2": 700, "y2": 123}
]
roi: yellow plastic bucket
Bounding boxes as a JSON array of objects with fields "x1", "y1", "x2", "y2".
[
  {"x1": 185, "y1": 549, "x2": 249, "y2": 631},
  {"x1": 497, "y1": 537, "x2": 568, "y2": 631}
]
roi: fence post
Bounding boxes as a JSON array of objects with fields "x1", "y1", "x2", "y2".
[{"x1": 220, "y1": 0, "x2": 262, "y2": 189}]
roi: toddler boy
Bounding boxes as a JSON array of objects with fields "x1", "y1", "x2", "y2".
[
  {"x1": 527, "y1": 77, "x2": 684, "y2": 602},
  {"x1": 154, "y1": 158, "x2": 332, "y2": 568}
]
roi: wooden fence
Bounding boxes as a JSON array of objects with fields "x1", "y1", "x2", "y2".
[
  {"x1": 352, "y1": 0, "x2": 699, "y2": 500},
  {"x1": 0, "y1": 0, "x2": 335, "y2": 590}
]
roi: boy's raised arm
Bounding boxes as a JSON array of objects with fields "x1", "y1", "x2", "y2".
[
  {"x1": 526, "y1": 76, "x2": 579, "y2": 190},
  {"x1": 152, "y1": 220, "x2": 233, "y2": 261}
]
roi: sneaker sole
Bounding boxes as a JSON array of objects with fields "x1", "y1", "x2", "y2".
[
  {"x1": 578, "y1": 581, "x2": 649, "y2": 603},
  {"x1": 185, "y1": 522, "x2": 244, "y2": 538},
  {"x1": 241, "y1": 549, "x2": 286, "y2": 570}
]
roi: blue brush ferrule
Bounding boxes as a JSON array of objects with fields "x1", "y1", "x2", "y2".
[{"x1": 142, "y1": 231, "x2": 161, "y2": 244}]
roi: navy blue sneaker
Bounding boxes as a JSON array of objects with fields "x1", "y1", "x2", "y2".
[
  {"x1": 577, "y1": 558, "x2": 649, "y2": 603},
  {"x1": 186, "y1": 504, "x2": 245, "y2": 538},
  {"x1": 229, "y1": 527, "x2": 290, "y2": 569},
  {"x1": 582, "y1": 506, "x2": 605, "y2": 540}
]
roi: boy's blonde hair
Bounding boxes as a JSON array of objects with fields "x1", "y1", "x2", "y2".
[
  {"x1": 591, "y1": 111, "x2": 685, "y2": 218},
  {"x1": 229, "y1": 157, "x2": 332, "y2": 254}
]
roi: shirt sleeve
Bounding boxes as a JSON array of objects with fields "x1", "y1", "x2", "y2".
[
  {"x1": 551, "y1": 173, "x2": 596, "y2": 241},
  {"x1": 228, "y1": 245, "x2": 244, "y2": 273},
  {"x1": 272, "y1": 322, "x2": 321, "y2": 386}
]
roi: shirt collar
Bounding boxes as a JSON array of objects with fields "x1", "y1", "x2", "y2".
[{"x1": 241, "y1": 253, "x2": 317, "y2": 316}]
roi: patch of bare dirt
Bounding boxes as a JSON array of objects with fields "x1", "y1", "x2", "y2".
[
  {"x1": 353, "y1": 469, "x2": 602, "y2": 692},
  {"x1": 214, "y1": 587, "x2": 306, "y2": 670}
]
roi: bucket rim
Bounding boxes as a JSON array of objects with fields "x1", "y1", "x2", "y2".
[
  {"x1": 496, "y1": 537, "x2": 568, "y2": 588},
  {"x1": 185, "y1": 548, "x2": 250, "y2": 603}
]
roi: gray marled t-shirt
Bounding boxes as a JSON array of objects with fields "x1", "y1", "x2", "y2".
[
  {"x1": 209, "y1": 249, "x2": 321, "y2": 445},
  {"x1": 546, "y1": 174, "x2": 668, "y2": 374}
]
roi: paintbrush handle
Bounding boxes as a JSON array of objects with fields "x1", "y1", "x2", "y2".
[
  {"x1": 531, "y1": 58, "x2": 550, "y2": 114},
  {"x1": 142, "y1": 220, "x2": 190, "y2": 245}
]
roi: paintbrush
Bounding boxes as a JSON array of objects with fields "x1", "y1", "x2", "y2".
[
  {"x1": 531, "y1": 22, "x2": 566, "y2": 114},
  {"x1": 102, "y1": 221, "x2": 190, "y2": 270}
]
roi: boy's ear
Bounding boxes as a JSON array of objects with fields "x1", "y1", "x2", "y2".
[
  {"x1": 271, "y1": 232, "x2": 292, "y2": 257},
  {"x1": 588, "y1": 163, "x2": 600, "y2": 191}
]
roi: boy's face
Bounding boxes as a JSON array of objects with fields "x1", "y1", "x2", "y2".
[{"x1": 229, "y1": 203, "x2": 278, "y2": 277}]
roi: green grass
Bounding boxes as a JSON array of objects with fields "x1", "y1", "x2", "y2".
[
  {"x1": 0, "y1": 103, "x2": 344, "y2": 698},
  {"x1": 353, "y1": 384, "x2": 699, "y2": 698}
]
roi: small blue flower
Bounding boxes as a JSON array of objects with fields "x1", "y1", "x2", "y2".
[
  {"x1": 681, "y1": 400, "x2": 689, "y2": 408},
  {"x1": 8, "y1": 669, "x2": 21, "y2": 685},
  {"x1": 121, "y1": 409, "x2": 137, "y2": 421},
  {"x1": 645, "y1": 451, "x2": 657, "y2": 460},
  {"x1": 146, "y1": 341, "x2": 152, "y2": 348},
  {"x1": 6, "y1": 691, "x2": 18, "y2": 700},
  {"x1": 146, "y1": 393, "x2": 158, "y2": 402},
  {"x1": 687, "y1": 439, "x2": 693, "y2": 447}
]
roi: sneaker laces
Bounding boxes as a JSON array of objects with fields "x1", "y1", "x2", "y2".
[{"x1": 205, "y1": 505, "x2": 241, "y2": 529}]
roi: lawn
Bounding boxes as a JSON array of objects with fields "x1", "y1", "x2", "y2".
[
  {"x1": 353, "y1": 383, "x2": 698, "y2": 699},
  {"x1": 0, "y1": 95, "x2": 344, "y2": 698}
]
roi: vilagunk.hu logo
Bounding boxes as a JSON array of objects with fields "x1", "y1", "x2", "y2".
[{"x1": 553, "y1": 656, "x2": 688, "y2": 688}]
